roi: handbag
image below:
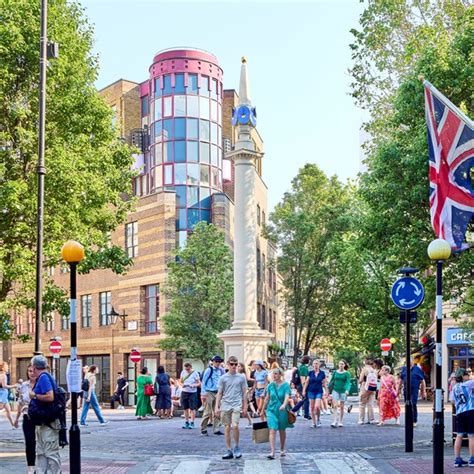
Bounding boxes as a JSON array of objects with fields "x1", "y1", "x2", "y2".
[
  {"x1": 274, "y1": 383, "x2": 296, "y2": 425},
  {"x1": 252, "y1": 421, "x2": 269, "y2": 443},
  {"x1": 144, "y1": 383, "x2": 154, "y2": 396}
]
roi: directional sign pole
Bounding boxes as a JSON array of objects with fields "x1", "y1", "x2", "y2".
[{"x1": 405, "y1": 309, "x2": 413, "y2": 452}]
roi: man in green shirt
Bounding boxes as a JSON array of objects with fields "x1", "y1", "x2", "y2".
[{"x1": 298, "y1": 356, "x2": 310, "y2": 419}]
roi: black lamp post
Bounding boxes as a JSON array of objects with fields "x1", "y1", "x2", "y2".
[
  {"x1": 427, "y1": 238, "x2": 451, "y2": 474},
  {"x1": 61, "y1": 240, "x2": 85, "y2": 474},
  {"x1": 108, "y1": 307, "x2": 128, "y2": 330}
]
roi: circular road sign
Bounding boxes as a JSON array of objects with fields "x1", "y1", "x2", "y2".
[
  {"x1": 390, "y1": 276, "x2": 425, "y2": 311},
  {"x1": 130, "y1": 350, "x2": 141, "y2": 364},
  {"x1": 49, "y1": 341, "x2": 62, "y2": 354},
  {"x1": 380, "y1": 338, "x2": 392, "y2": 352}
]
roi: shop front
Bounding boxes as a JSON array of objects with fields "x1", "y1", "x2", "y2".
[{"x1": 446, "y1": 328, "x2": 474, "y2": 380}]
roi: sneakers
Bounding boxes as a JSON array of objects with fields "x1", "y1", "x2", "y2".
[
  {"x1": 330, "y1": 422, "x2": 338, "y2": 428},
  {"x1": 214, "y1": 431, "x2": 224, "y2": 435},
  {"x1": 233, "y1": 447, "x2": 242, "y2": 459},
  {"x1": 338, "y1": 422, "x2": 344, "y2": 427},
  {"x1": 182, "y1": 421, "x2": 189, "y2": 429},
  {"x1": 189, "y1": 422, "x2": 195, "y2": 429},
  {"x1": 200, "y1": 430, "x2": 208, "y2": 436},
  {"x1": 100, "y1": 420, "x2": 110, "y2": 426},
  {"x1": 222, "y1": 449, "x2": 234, "y2": 460},
  {"x1": 468, "y1": 457, "x2": 474, "y2": 467},
  {"x1": 317, "y1": 421, "x2": 322, "y2": 427},
  {"x1": 347, "y1": 404, "x2": 353, "y2": 413},
  {"x1": 357, "y1": 420, "x2": 364, "y2": 425},
  {"x1": 454, "y1": 457, "x2": 468, "y2": 468},
  {"x1": 312, "y1": 423, "x2": 317, "y2": 428}
]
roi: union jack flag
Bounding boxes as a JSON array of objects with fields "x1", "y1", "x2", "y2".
[{"x1": 424, "y1": 81, "x2": 474, "y2": 250}]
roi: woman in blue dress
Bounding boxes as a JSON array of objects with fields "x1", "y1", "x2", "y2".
[
  {"x1": 254, "y1": 361, "x2": 269, "y2": 421},
  {"x1": 263, "y1": 367, "x2": 294, "y2": 459},
  {"x1": 0, "y1": 362, "x2": 15, "y2": 427},
  {"x1": 302, "y1": 359, "x2": 327, "y2": 428},
  {"x1": 154, "y1": 366, "x2": 172, "y2": 418}
]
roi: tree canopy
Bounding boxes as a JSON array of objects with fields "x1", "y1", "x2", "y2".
[{"x1": 0, "y1": 0, "x2": 135, "y2": 339}]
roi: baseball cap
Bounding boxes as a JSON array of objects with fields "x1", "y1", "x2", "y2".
[{"x1": 211, "y1": 355, "x2": 223, "y2": 362}]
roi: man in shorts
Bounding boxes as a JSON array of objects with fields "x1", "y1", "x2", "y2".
[
  {"x1": 179, "y1": 362, "x2": 200, "y2": 429},
  {"x1": 450, "y1": 368, "x2": 474, "y2": 467},
  {"x1": 215, "y1": 356, "x2": 247, "y2": 460}
]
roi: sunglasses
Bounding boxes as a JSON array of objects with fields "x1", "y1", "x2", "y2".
[{"x1": 228, "y1": 362, "x2": 238, "y2": 366}]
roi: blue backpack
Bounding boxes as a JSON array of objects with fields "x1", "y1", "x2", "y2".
[{"x1": 28, "y1": 372, "x2": 67, "y2": 425}]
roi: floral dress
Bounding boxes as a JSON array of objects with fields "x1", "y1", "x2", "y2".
[{"x1": 379, "y1": 375, "x2": 401, "y2": 422}]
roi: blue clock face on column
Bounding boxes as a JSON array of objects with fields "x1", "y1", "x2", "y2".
[{"x1": 232, "y1": 105, "x2": 257, "y2": 127}]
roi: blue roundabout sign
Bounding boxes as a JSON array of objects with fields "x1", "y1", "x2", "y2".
[{"x1": 390, "y1": 277, "x2": 425, "y2": 311}]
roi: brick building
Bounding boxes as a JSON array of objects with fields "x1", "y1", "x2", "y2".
[{"x1": 7, "y1": 48, "x2": 281, "y2": 403}]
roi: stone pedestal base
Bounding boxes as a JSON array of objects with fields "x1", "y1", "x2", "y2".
[{"x1": 219, "y1": 323, "x2": 273, "y2": 364}]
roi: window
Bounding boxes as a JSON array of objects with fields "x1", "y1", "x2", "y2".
[
  {"x1": 187, "y1": 186, "x2": 199, "y2": 207},
  {"x1": 262, "y1": 305, "x2": 266, "y2": 329},
  {"x1": 163, "y1": 75, "x2": 172, "y2": 95},
  {"x1": 200, "y1": 143, "x2": 210, "y2": 163},
  {"x1": 187, "y1": 118, "x2": 198, "y2": 140},
  {"x1": 187, "y1": 96, "x2": 199, "y2": 117},
  {"x1": 141, "y1": 95, "x2": 149, "y2": 117},
  {"x1": 154, "y1": 98, "x2": 162, "y2": 121},
  {"x1": 155, "y1": 78, "x2": 162, "y2": 97},
  {"x1": 163, "y1": 119, "x2": 173, "y2": 140},
  {"x1": 27, "y1": 311, "x2": 35, "y2": 334},
  {"x1": 188, "y1": 209, "x2": 199, "y2": 229},
  {"x1": 200, "y1": 75, "x2": 210, "y2": 96},
  {"x1": 262, "y1": 254, "x2": 266, "y2": 282},
  {"x1": 174, "y1": 95, "x2": 186, "y2": 116},
  {"x1": 257, "y1": 247, "x2": 261, "y2": 281},
  {"x1": 14, "y1": 312, "x2": 23, "y2": 335},
  {"x1": 45, "y1": 312, "x2": 54, "y2": 332},
  {"x1": 200, "y1": 186, "x2": 211, "y2": 208},
  {"x1": 257, "y1": 302, "x2": 261, "y2": 327},
  {"x1": 61, "y1": 312, "x2": 70, "y2": 331},
  {"x1": 164, "y1": 141, "x2": 173, "y2": 162},
  {"x1": 211, "y1": 145, "x2": 218, "y2": 166},
  {"x1": 187, "y1": 164, "x2": 199, "y2": 185},
  {"x1": 199, "y1": 97, "x2": 209, "y2": 120},
  {"x1": 262, "y1": 211, "x2": 266, "y2": 227},
  {"x1": 81, "y1": 294, "x2": 92, "y2": 328},
  {"x1": 175, "y1": 164, "x2": 186, "y2": 184},
  {"x1": 125, "y1": 221, "x2": 138, "y2": 258},
  {"x1": 187, "y1": 141, "x2": 199, "y2": 162},
  {"x1": 175, "y1": 118, "x2": 186, "y2": 140},
  {"x1": 164, "y1": 97, "x2": 172, "y2": 117},
  {"x1": 200, "y1": 165, "x2": 210, "y2": 186},
  {"x1": 175, "y1": 73, "x2": 185, "y2": 94},
  {"x1": 176, "y1": 185, "x2": 187, "y2": 208},
  {"x1": 200, "y1": 120, "x2": 210, "y2": 141},
  {"x1": 154, "y1": 121, "x2": 162, "y2": 142},
  {"x1": 145, "y1": 284, "x2": 160, "y2": 334},
  {"x1": 187, "y1": 74, "x2": 198, "y2": 94},
  {"x1": 257, "y1": 204, "x2": 261, "y2": 225},
  {"x1": 175, "y1": 141, "x2": 186, "y2": 162},
  {"x1": 99, "y1": 291, "x2": 111, "y2": 326}
]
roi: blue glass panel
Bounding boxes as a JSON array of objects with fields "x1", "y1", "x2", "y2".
[
  {"x1": 154, "y1": 121, "x2": 162, "y2": 142},
  {"x1": 200, "y1": 76, "x2": 210, "y2": 97},
  {"x1": 164, "y1": 141, "x2": 173, "y2": 162},
  {"x1": 141, "y1": 95, "x2": 149, "y2": 116},
  {"x1": 200, "y1": 142, "x2": 210, "y2": 163},
  {"x1": 187, "y1": 209, "x2": 200, "y2": 229},
  {"x1": 155, "y1": 78, "x2": 162, "y2": 97},
  {"x1": 200, "y1": 187, "x2": 211, "y2": 208},
  {"x1": 200, "y1": 120, "x2": 210, "y2": 141},
  {"x1": 201, "y1": 210, "x2": 211, "y2": 223},
  {"x1": 177, "y1": 209, "x2": 187, "y2": 230},
  {"x1": 187, "y1": 163, "x2": 199, "y2": 185},
  {"x1": 155, "y1": 144, "x2": 163, "y2": 164},
  {"x1": 163, "y1": 75, "x2": 172, "y2": 95},
  {"x1": 175, "y1": 73, "x2": 185, "y2": 94},
  {"x1": 187, "y1": 186, "x2": 199, "y2": 207},
  {"x1": 175, "y1": 164, "x2": 186, "y2": 184},
  {"x1": 187, "y1": 141, "x2": 199, "y2": 162},
  {"x1": 175, "y1": 185, "x2": 186, "y2": 208},
  {"x1": 163, "y1": 119, "x2": 173, "y2": 140},
  {"x1": 211, "y1": 122, "x2": 218, "y2": 144},
  {"x1": 175, "y1": 118, "x2": 186, "y2": 140},
  {"x1": 175, "y1": 141, "x2": 186, "y2": 162},
  {"x1": 187, "y1": 118, "x2": 198, "y2": 140},
  {"x1": 187, "y1": 74, "x2": 198, "y2": 94}
]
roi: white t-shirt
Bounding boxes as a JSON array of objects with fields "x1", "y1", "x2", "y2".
[
  {"x1": 284, "y1": 369, "x2": 293, "y2": 384},
  {"x1": 180, "y1": 370, "x2": 200, "y2": 393}
]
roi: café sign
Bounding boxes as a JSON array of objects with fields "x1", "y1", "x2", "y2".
[{"x1": 446, "y1": 328, "x2": 474, "y2": 345}]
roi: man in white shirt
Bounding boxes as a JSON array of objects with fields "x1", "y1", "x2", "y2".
[
  {"x1": 215, "y1": 356, "x2": 247, "y2": 460},
  {"x1": 179, "y1": 362, "x2": 200, "y2": 429}
]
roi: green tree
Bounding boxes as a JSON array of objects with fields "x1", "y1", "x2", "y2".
[
  {"x1": 0, "y1": 0, "x2": 135, "y2": 339},
  {"x1": 159, "y1": 222, "x2": 233, "y2": 366},
  {"x1": 266, "y1": 164, "x2": 353, "y2": 365}
]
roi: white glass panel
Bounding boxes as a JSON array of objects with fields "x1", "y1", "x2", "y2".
[
  {"x1": 199, "y1": 97, "x2": 209, "y2": 120},
  {"x1": 187, "y1": 163, "x2": 199, "y2": 185},
  {"x1": 164, "y1": 165, "x2": 173, "y2": 185},
  {"x1": 175, "y1": 164, "x2": 186, "y2": 184},
  {"x1": 154, "y1": 98, "x2": 162, "y2": 121},
  {"x1": 174, "y1": 95, "x2": 186, "y2": 117},
  {"x1": 187, "y1": 96, "x2": 199, "y2": 117},
  {"x1": 210, "y1": 100, "x2": 217, "y2": 122},
  {"x1": 164, "y1": 97, "x2": 172, "y2": 117},
  {"x1": 154, "y1": 166, "x2": 162, "y2": 188}
]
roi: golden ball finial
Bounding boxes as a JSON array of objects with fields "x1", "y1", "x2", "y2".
[{"x1": 241, "y1": 56, "x2": 247, "y2": 64}]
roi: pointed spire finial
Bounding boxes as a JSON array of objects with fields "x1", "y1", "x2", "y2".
[{"x1": 238, "y1": 56, "x2": 251, "y2": 106}]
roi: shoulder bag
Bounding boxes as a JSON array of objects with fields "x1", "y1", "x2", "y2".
[{"x1": 274, "y1": 383, "x2": 296, "y2": 424}]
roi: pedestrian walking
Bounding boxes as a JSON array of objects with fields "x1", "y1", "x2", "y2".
[
  {"x1": 215, "y1": 356, "x2": 247, "y2": 460},
  {"x1": 398, "y1": 359, "x2": 426, "y2": 427},
  {"x1": 80, "y1": 365, "x2": 109, "y2": 425},
  {"x1": 238, "y1": 362, "x2": 256, "y2": 428},
  {"x1": 358, "y1": 356, "x2": 377, "y2": 424},
  {"x1": 29, "y1": 355, "x2": 61, "y2": 473},
  {"x1": 0, "y1": 362, "x2": 16, "y2": 427},
  {"x1": 135, "y1": 366, "x2": 153, "y2": 420},
  {"x1": 154, "y1": 366, "x2": 172, "y2": 419},
  {"x1": 179, "y1": 362, "x2": 200, "y2": 429},
  {"x1": 114, "y1": 371, "x2": 129, "y2": 409},
  {"x1": 200, "y1": 356, "x2": 225, "y2": 435},
  {"x1": 15, "y1": 365, "x2": 36, "y2": 473},
  {"x1": 297, "y1": 356, "x2": 311, "y2": 420},
  {"x1": 378, "y1": 366, "x2": 400, "y2": 425},
  {"x1": 263, "y1": 367, "x2": 294, "y2": 459},
  {"x1": 329, "y1": 360, "x2": 351, "y2": 428},
  {"x1": 254, "y1": 360, "x2": 269, "y2": 420},
  {"x1": 302, "y1": 359, "x2": 327, "y2": 428},
  {"x1": 450, "y1": 368, "x2": 474, "y2": 468}
]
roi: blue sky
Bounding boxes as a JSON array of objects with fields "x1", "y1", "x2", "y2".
[{"x1": 82, "y1": 0, "x2": 365, "y2": 211}]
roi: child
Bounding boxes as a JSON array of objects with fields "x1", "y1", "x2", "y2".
[{"x1": 14, "y1": 379, "x2": 30, "y2": 428}]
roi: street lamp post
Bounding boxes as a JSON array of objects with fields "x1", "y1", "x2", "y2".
[
  {"x1": 61, "y1": 240, "x2": 85, "y2": 474},
  {"x1": 107, "y1": 307, "x2": 127, "y2": 400},
  {"x1": 427, "y1": 238, "x2": 451, "y2": 474}
]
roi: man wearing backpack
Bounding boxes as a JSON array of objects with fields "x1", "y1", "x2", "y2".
[
  {"x1": 200, "y1": 355, "x2": 226, "y2": 436},
  {"x1": 29, "y1": 355, "x2": 61, "y2": 474}
]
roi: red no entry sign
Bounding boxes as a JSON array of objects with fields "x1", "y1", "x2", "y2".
[
  {"x1": 130, "y1": 350, "x2": 141, "y2": 364},
  {"x1": 49, "y1": 341, "x2": 62, "y2": 354},
  {"x1": 380, "y1": 338, "x2": 392, "y2": 352}
]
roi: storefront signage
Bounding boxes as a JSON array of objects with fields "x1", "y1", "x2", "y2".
[{"x1": 446, "y1": 328, "x2": 474, "y2": 345}]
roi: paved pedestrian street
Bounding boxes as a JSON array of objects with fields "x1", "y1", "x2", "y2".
[{"x1": 0, "y1": 403, "x2": 462, "y2": 473}]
